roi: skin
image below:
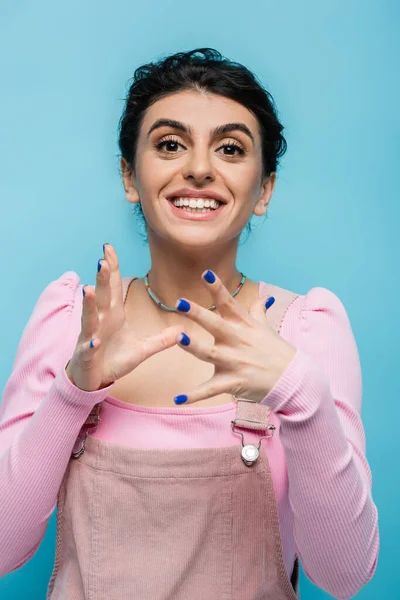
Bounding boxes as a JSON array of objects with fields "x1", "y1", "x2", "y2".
[{"x1": 120, "y1": 89, "x2": 276, "y2": 335}]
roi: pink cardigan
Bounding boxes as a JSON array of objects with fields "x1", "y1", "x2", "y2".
[{"x1": 0, "y1": 271, "x2": 379, "y2": 599}]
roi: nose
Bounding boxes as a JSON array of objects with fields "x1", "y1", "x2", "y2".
[{"x1": 181, "y1": 144, "x2": 216, "y2": 183}]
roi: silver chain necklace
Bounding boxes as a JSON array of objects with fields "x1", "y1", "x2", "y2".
[{"x1": 144, "y1": 271, "x2": 247, "y2": 312}]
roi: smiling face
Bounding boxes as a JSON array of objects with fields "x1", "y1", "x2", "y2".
[{"x1": 121, "y1": 89, "x2": 276, "y2": 249}]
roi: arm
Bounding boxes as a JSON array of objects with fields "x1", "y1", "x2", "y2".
[
  {"x1": 262, "y1": 287, "x2": 379, "y2": 600},
  {"x1": 0, "y1": 271, "x2": 114, "y2": 576}
]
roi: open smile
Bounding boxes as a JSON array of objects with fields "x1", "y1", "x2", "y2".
[{"x1": 166, "y1": 197, "x2": 227, "y2": 221}]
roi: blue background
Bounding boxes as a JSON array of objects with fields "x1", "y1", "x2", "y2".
[{"x1": 1, "y1": 1, "x2": 398, "y2": 597}]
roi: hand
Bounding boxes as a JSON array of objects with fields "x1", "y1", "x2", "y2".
[
  {"x1": 173, "y1": 270, "x2": 297, "y2": 405},
  {"x1": 66, "y1": 243, "x2": 185, "y2": 392}
]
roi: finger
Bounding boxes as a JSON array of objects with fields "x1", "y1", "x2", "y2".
[
  {"x1": 174, "y1": 375, "x2": 233, "y2": 405},
  {"x1": 176, "y1": 331, "x2": 228, "y2": 367},
  {"x1": 201, "y1": 269, "x2": 252, "y2": 322},
  {"x1": 175, "y1": 296, "x2": 235, "y2": 342},
  {"x1": 139, "y1": 325, "x2": 186, "y2": 362},
  {"x1": 248, "y1": 294, "x2": 275, "y2": 324},
  {"x1": 95, "y1": 257, "x2": 111, "y2": 313},
  {"x1": 80, "y1": 285, "x2": 99, "y2": 343},
  {"x1": 102, "y1": 243, "x2": 124, "y2": 309},
  {"x1": 75, "y1": 332, "x2": 102, "y2": 367}
]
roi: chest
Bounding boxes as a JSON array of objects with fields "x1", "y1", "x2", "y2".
[
  {"x1": 107, "y1": 277, "x2": 262, "y2": 409},
  {"x1": 108, "y1": 330, "x2": 233, "y2": 408}
]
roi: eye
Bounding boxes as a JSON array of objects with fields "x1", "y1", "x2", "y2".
[
  {"x1": 154, "y1": 136, "x2": 184, "y2": 153},
  {"x1": 154, "y1": 136, "x2": 246, "y2": 157},
  {"x1": 218, "y1": 141, "x2": 246, "y2": 156}
]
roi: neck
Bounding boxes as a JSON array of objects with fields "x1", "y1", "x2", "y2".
[{"x1": 145, "y1": 235, "x2": 244, "y2": 312}]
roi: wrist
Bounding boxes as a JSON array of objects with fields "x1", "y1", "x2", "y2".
[{"x1": 65, "y1": 360, "x2": 74, "y2": 382}]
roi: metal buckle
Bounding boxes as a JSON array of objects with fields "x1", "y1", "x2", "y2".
[
  {"x1": 231, "y1": 419, "x2": 276, "y2": 466},
  {"x1": 71, "y1": 403, "x2": 102, "y2": 459}
]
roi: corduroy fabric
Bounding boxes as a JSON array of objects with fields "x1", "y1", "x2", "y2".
[{"x1": 47, "y1": 405, "x2": 299, "y2": 600}]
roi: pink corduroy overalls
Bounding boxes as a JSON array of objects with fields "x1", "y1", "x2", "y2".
[{"x1": 46, "y1": 278, "x2": 300, "y2": 600}]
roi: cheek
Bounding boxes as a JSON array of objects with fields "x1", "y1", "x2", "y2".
[
  {"x1": 228, "y1": 165, "x2": 262, "y2": 203},
  {"x1": 140, "y1": 152, "x2": 179, "y2": 188},
  {"x1": 136, "y1": 154, "x2": 167, "y2": 196}
]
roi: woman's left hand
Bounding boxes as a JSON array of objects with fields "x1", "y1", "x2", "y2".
[{"x1": 173, "y1": 270, "x2": 298, "y2": 405}]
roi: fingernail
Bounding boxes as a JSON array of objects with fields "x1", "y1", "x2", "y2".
[
  {"x1": 103, "y1": 243, "x2": 109, "y2": 253},
  {"x1": 265, "y1": 296, "x2": 275, "y2": 310},
  {"x1": 203, "y1": 270, "x2": 215, "y2": 284},
  {"x1": 176, "y1": 299, "x2": 191, "y2": 312},
  {"x1": 97, "y1": 259, "x2": 102, "y2": 273},
  {"x1": 82, "y1": 286, "x2": 86, "y2": 297},
  {"x1": 174, "y1": 394, "x2": 188, "y2": 404},
  {"x1": 179, "y1": 332, "x2": 191, "y2": 346}
]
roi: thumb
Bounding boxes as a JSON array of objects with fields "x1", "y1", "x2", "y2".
[{"x1": 248, "y1": 294, "x2": 275, "y2": 322}]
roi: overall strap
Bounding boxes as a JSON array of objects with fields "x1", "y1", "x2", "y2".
[
  {"x1": 261, "y1": 281, "x2": 299, "y2": 333},
  {"x1": 232, "y1": 283, "x2": 299, "y2": 466}
]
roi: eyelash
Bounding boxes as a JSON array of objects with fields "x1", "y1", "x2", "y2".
[{"x1": 154, "y1": 135, "x2": 246, "y2": 157}]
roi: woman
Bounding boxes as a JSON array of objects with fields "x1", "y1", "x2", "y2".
[{"x1": 0, "y1": 48, "x2": 379, "y2": 598}]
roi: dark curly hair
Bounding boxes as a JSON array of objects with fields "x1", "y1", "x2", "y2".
[{"x1": 117, "y1": 48, "x2": 287, "y2": 245}]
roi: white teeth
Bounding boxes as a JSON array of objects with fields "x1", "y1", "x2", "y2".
[{"x1": 171, "y1": 197, "x2": 221, "y2": 210}]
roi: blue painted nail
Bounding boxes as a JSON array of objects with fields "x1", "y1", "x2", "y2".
[
  {"x1": 265, "y1": 296, "x2": 275, "y2": 310},
  {"x1": 179, "y1": 332, "x2": 191, "y2": 346},
  {"x1": 203, "y1": 270, "x2": 215, "y2": 284},
  {"x1": 82, "y1": 286, "x2": 86, "y2": 297},
  {"x1": 89, "y1": 339, "x2": 94, "y2": 348},
  {"x1": 176, "y1": 299, "x2": 191, "y2": 312},
  {"x1": 174, "y1": 394, "x2": 188, "y2": 404},
  {"x1": 97, "y1": 259, "x2": 102, "y2": 273}
]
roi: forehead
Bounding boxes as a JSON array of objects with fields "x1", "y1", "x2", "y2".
[{"x1": 141, "y1": 90, "x2": 260, "y2": 138}]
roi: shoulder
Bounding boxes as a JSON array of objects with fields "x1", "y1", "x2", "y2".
[
  {"x1": 260, "y1": 281, "x2": 355, "y2": 357},
  {"x1": 260, "y1": 280, "x2": 349, "y2": 323},
  {"x1": 38, "y1": 270, "x2": 81, "y2": 299},
  {"x1": 285, "y1": 285, "x2": 361, "y2": 397},
  {"x1": 25, "y1": 270, "x2": 82, "y2": 329},
  {"x1": 13, "y1": 271, "x2": 85, "y2": 366},
  {"x1": 300, "y1": 285, "x2": 354, "y2": 336},
  {"x1": 299, "y1": 286, "x2": 349, "y2": 316}
]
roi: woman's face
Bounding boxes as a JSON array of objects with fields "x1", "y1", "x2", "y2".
[{"x1": 121, "y1": 89, "x2": 276, "y2": 249}]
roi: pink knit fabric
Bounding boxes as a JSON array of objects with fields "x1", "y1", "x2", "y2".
[{"x1": 0, "y1": 271, "x2": 379, "y2": 599}]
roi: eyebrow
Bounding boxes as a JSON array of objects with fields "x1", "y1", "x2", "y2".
[{"x1": 146, "y1": 118, "x2": 255, "y2": 145}]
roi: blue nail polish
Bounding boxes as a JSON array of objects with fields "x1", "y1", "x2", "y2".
[
  {"x1": 97, "y1": 259, "x2": 102, "y2": 273},
  {"x1": 174, "y1": 394, "x2": 188, "y2": 404},
  {"x1": 203, "y1": 270, "x2": 215, "y2": 284},
  {"x1": 176, "y1": 299, "x2": 191, "y2": 312},
  {"x1": 82, "y1": 286, "x2": 86, "y2": 297},
  {"x1": 265, "y1": 297, "x2": 275, "y2": 310},
  {"x1": 179, "y1": 332, "x2": 191, "y2": 346}
]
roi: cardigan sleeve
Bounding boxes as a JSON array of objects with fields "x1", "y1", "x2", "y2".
[
  {"x1": 261, "y1": 287, "x2": 379, "y2": 599},
  {"x1": 0, "y1": 271, "x2": 114, "y2": 576}
]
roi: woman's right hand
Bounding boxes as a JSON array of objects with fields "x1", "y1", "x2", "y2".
[{"x1": 65, "y1": 243, "x2": 184, "y2": 392}]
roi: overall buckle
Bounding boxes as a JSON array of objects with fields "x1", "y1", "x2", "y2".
[{"x1": 231, "y1": 397, "x2": 275, "y2": 466}]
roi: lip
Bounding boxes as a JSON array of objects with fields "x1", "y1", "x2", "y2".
[
  {"x1": 165, "y1": 188, "x2": 228, "y2": 204},
  {"x1": 166, "y1": 198, "x2": 227, "y2": 221}
]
